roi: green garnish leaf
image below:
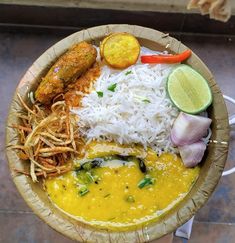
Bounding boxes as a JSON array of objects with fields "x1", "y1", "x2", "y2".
[
  {"x1": 82, "y1": 162, "x2": 93, "y2": 171},
  {"x1": 82, "y1": 159, "x2": 103, "y2": 171},
  {"x1": 85, "y1": 172, "x2": 94, "y2": 183},
  {"x1": 107, "y1": 83, "x2": 117, "y2": 92},
  {"x1": 96, "y1": 91, "x2": 103, "y2": 97},
  {"x1": 79, "y1": 186, "x2": 89, "y2": 196},
  {"x1": 138, "y1": 176, "x2": 155, "y2": 189},
  {"x1": 126, "y1": 195, "x2": 135, "y2": 203},
  {"x1": 125, "y1": 70, "x2": 132, "y2": 75},
  {"x1": 76, "y1": 171, "x2": 94, "y2": 184},
  {"x1": 142, "y1": 99, "x2": 150, "y2": 103}
]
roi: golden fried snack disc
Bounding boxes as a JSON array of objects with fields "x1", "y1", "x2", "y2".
[{"x1": 102, "y1": 33, "x2": 140, "y2": 69}]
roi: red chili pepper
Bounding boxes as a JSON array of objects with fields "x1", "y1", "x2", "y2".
[{"x1": 141, "y1": 50, "x2": 192, "y2": 64}]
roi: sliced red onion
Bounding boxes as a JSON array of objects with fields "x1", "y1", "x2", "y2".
[
  {"x1": 179, "y1": 141, "x2": 207, "y2": 167},
  {"x1": 171, "y1": 112, "x2": 212, "y2": 146}
]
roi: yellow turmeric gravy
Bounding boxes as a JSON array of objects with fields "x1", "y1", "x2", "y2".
[{"x1": 45, "y1": 141, "x2": 200, "y2": 230}]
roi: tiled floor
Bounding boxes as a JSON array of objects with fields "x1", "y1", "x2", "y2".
[
  {"x1": 0, "y1": 31, "x2": 235, "y2": 243},
  {"x1": 173, "y1": 222, "x2": 235, "y2": 243}
]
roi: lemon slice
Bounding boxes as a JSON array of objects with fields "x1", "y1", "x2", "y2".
[{"x1": 167, "y1": 65, "x2": 212, "y2": 114}]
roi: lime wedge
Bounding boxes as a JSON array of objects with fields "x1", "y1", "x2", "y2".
[{"x1": 167, "y1": 65, "x2": 212, "y2": 114}]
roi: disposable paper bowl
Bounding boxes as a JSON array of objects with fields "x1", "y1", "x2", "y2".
[{"x1": 6, "y1": 25, "x2": 230, "y2": 242}]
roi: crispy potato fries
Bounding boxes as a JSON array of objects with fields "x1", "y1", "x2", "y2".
[
  {"x1": 101, "y1": 33, "x2": 140, "y2": 69},
  {"x1": 12, "y1": 94, "x2": 84, "y2": 182}
]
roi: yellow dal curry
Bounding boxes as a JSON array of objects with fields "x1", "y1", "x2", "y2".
[{"x1": 45, "y1": 141, "x2": 199, "y2": 230}]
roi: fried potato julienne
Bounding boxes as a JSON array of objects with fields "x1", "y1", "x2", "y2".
[
  {"x1": 11, "y1": 94, "x2": 85, "y2": 182},
  {"x1": 35, "y1": 41, "x2": 97, "y2": 104},
  {"x1": 101, "y1": 33, "x2": 140, "y2": 69}
]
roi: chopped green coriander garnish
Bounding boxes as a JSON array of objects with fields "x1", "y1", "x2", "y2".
[
  {"x1": 79, "y1": 186, "x2": 89, "y2": 196},
  {"x1": 85, "y1": 171, "x2": 94, "y2": 183},
  {"x1": 142, "y1": 99, "x2": 151, "y2": 103},
  {"x1": 138, "y1": 176, "x2": 155, "y2": 189},
  {"x1": 79, "y1": 186, "x2": 89, "y2": 197},
  {"x1": 96, "y1": 91, "x2": 103, "y2": 97},
  {"x1": 125, "y1": 70, "x2": 132, "y2": 75},
  {"x1": 107, "y1": 83, "x2": 117, "y2": 92},
  {"x1": 82, "y1": 162, "x2": 93, "y2": 171}
]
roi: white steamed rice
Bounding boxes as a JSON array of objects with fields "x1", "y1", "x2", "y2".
[{"x1": 72, "y1": 47, "x2": 180, "y2": 155}]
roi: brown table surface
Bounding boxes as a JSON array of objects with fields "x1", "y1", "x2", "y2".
[{"x1": 0, "y1": 31, "x2": 235, "y2": 243}]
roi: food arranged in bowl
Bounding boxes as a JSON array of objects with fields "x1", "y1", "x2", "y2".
[{"x1": 11, "y1": 32, "x2": 213, "y2": 231}]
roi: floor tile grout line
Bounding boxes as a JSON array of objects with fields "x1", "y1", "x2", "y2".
[
  {"x1": 0, "y1": 209, "x2": 34, "y2": 214},
  {"x1": 194, "y1": 220, "x2": 235, "y2": 226}
]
